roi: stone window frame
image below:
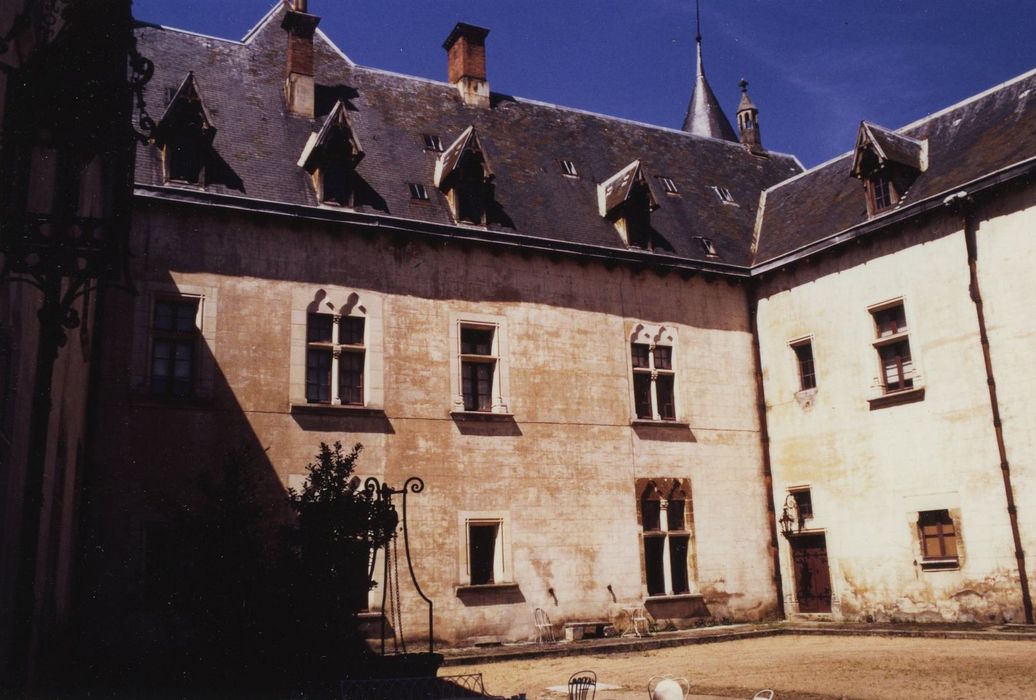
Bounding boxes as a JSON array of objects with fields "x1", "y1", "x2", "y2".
[
  {"x1": 457, "y1": 510, "x2": 512, "y2": 588},
  {"x1": 866, "y1": 297, "x2": 925, "y2": 408},
  {"x1": 130, "y1": 282, "x2": 218, "y2": 400},
  {"x1": 628, "y1": 322, "x2": 679, "y2": 423},
  {"x1": 289, "y1": 287, "x2": 384, "y2": 412},
  {"x1": 917, "y1": 509, "x2": 960, "y2": 571},
  {"x1": 635, "y1": 477, "x2": 697, "y2": 599},
  {"x1": 789, "y1": 335, "x2": 817, "y2": 392},
  {"x1": 448, "y1": 311, "x2": 511, "y2": 416}
]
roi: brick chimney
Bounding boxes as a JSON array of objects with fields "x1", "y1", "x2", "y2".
[
  {"x1": 282, "y1": 0, "x2": 320, "y2": 117},
  {"x1": 443, "y1": 23, "x2": 490, "y2": 108}
]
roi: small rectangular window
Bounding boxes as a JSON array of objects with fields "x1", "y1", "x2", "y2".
[
  {"x1": 791, "y1": 489, "x2": 813, "y2": 521},
  {"x1": 466, "y1": 519, "x2": 504, "y2": 585},
  {"x1": 696, "y1": 237, "x2": 719, "y2": 258},
  {"x1": 631, "y1": 342, "x2": 676, "y2": 421},
  {"x1": 656, "y1": 176, "x2": 678, "y2": 194},
  {"x1": 422, "y1": 134, "x2": 443, "y2": 152},
  {"x1": 460, "y1": 326, "x2": 496, "y2": 412},
  {"x1": 150, "y1": 298, "x2": 199, "y2": 397},
  {"x1": 559, "y1": 159, "x2": 578, "y2": 177},
  {"x1": 918, "y1": 510, "x2": 958, "y2": 570},
  {"x1": 870, "y1": 301, "x2": 915, "y2": 394},
  {"x1": 711, "y1": 185, "x2": 736, "y2": 204},
  {"x1": 792, "y1": 340, "x2": 817, "y2": 391},
  {"x1": 408, "y1": 182, "x2": 429, "y2": 200},
  {"x1": 306, "y1": 312, "x2": 367, "y2": 406},
  {"x1": 869, "y1": 173, "x2": 893, "y2": 212}
]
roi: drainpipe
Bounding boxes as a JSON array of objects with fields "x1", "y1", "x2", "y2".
[
  {"x1": 945, "y1": 191, "x2": 1034, "y2": 624},
  {"x1": 747, "y1": 287, "x2": 785, "y2": 618}
]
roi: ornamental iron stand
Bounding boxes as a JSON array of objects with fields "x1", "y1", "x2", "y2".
[{"x1": 364, "y1": 476, "x2": 434, "y2": 656}]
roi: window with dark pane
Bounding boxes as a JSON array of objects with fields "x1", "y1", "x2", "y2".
[
  {"x1": 321, "y1": 158, "x2": 354, "y2": 206},
  {"x1": 869, "y1": 172, "x2": 893, "y2": 212},
  {"x1": 468, "y1": 522, "x2": 498, "y2": 585},
  {"x1": 455, "y1": 152, "x2": 487, "y2": 224},
  {"x1": 150, "y1": 298, "x2": 198, "y2": 397},
  {"x1": 338, "y1": 351, "x2": 364, "y2": 405},
  {"x1": 655, "y1": 374, "x2": 676, "y2": 420},
  {"x1": 166, "y1": 129, "x2": 204, "y2": 183},
  {"x1": 879, "y1": 340, "x2": 913, "y2": 391},
  {"x1": 624, "y1": 181, "x2": 652, "y2": 249},
  {"x1": 669, "y1": 535, "x2": 690, "y2": 594},
  {"x1": 641, "y1": 485, "x2": 661, "y2": 532},
  {"x1": 791, "y1": 489, "x2": 813, "y2": 521},
  {"x1": 340, "y1": 316, "x2": 365, "y2": 345},
  {"x1": 873, "y1": 305, "x2": 907, "y2": 337},
  {"x1": 644, "y1": 535, "x2": 666, "y2": 596},
  {"x1": 666, "y1": 496, "x2": 685, "y2": 532},
  {"x1": 653, "y1": 346, "x2": 672, "y2": 371},
  {"x1": 633, "y1": 373, "x2": 653, "y2": 419},
  {"x1": 793, "y1": 341, "x2": 817, "y2": 390},
  {"x1": 307, "y1": 313, "x2": 333, "y2": 343},
  {"x1": 306, "y1": 347, "x2": 332, "y2": 403}
]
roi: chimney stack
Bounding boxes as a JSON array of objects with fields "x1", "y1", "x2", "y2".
[
  {"x1": 282, "y1": 0, "x2": 320, "y2": 117},
  {"x1": 443, "y1": 23, "x2": 490, "y2": 108}
]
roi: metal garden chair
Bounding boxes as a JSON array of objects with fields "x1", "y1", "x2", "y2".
[
  {"x1": 533, "y1": 607, "x2": 556, "y2": 643},
  {"x1": 568, "y1": 670, "x2": 596, "y2": 700},
  {"x1": 647, "y1": 674, "x2": 690, "y2": 700}
]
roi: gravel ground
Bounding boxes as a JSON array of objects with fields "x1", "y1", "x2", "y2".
[{"x1": 446, "y1": 634, "x2": 1036, "y2": 699}]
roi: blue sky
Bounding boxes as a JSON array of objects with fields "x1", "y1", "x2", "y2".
[{"x1": 133, "y1": 1, "x2": 1036, "y2": 167}]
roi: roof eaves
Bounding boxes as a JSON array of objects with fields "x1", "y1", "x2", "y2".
[{"x1": 132, "y1": 184, "x2": 753, "y2": 277}]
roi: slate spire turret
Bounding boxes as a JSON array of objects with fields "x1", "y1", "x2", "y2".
[{"x1": 681, "y1": 1, "x2": 737, "y2": 141}]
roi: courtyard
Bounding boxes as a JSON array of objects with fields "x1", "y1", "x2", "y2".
[{"x1": 447, "y1": 633, "x2": 1036, "y2": 699}]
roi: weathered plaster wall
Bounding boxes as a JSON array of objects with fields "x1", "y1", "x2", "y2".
[
  {"x1": 755, "y1": 205, "x2": 1030, "y2": 622},
  {"x1": 84, "y1": 201, "x2": 776, "y2": 649}
]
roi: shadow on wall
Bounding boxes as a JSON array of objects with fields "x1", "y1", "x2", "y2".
[{"x1": 73, "y1": 270, "x2": 379, "y2": 698}]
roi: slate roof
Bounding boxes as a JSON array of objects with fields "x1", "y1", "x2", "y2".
[
  {"x1": 681, "y1": 39, "x2": 739, "y2": 142},
  {"x1": 755, "y1": 68, "x2": 1036, "y2": 265},
  {"x1": 133, "y1": 3, "x2": 801, "y2": 269}
]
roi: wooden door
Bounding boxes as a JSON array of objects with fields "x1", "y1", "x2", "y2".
[{"x1": 791, "y1": 533, "x2": 831, "y2": 613}]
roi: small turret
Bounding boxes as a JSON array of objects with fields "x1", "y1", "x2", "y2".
[
  {"x1": 736, "y1": 79, "x2": 764, "y2": 154},
  {"x1": 681, "y1": 2, "x2": 737, "y2": 141}
]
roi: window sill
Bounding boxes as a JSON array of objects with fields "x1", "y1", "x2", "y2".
[
  {"x1": 631, "y1": 419, "x2": 690, "y2": 428},
  {"x1": 290, "y1": 403, "x2": 386, "y2": 417},
  {"x1": 867, "y1": 386, "x2": 925, "y2": 410},
  {"x1": 450, "y1": 410, "x2": 515, "y2": 422},
  {"x1": 455, "y1": 582, "x2": 519, "y2": 594},
  {"x1": 920, "y1": 559, "x2": 959, "y2": 572},
  {"x1": 645, "y1": 593, "x2": 701, "y2": 602}
]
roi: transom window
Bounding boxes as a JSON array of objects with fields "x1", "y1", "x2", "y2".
[
  {"x1": 918, "y1": 509, "x2": 958, "y2": 570},
  {"x1": 150, "y1": 298, "x2": 199, "y2": 397},
  {"x1": 870, "y1": 301, "x2": 914, "y2": 393},
  {"x1": 460, "y1": 326, "x2": 496, "y2": 412},
  {"x1": 306, "y1": 312, "x2": 365, "y2": 405},
  {"x1": 631, "y1": 341, "x2": 676, "y2": 421}
]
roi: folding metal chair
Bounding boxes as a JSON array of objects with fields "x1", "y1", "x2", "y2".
[{"x1": 533, "y1": 607, "x2": 556, "y2": 644}]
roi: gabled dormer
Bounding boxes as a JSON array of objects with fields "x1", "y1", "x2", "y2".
[
  {"x1": 152, "y1": 73, "x2": 216, "y2": 185},
  {"x1": 434, "y1": 126, "x2": 494, "y2": 225},
  {"x1": 851, "y1": 121, "x2": 928, "y2": 217},
  {"x1": 297, "y1": 100, "x2": 364, "y2": 207},
  {"x1": 598, "y1": 161, "x2": 659, "y2": 249}
]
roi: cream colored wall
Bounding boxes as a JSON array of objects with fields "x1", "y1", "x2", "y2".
[
  {"x1": 972, "y1": 185, "x2": 1036, "y2": 615},
  {"x1": 87, "y1": 203, "x2": 777, "y2": 646},
  {"x1": 756, "y1": 206, "x2": 1030, "y2": 622}
]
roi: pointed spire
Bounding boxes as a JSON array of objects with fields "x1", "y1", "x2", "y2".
[{"x1": 681, "y1": 1, "x2": 737, "y2": 140}]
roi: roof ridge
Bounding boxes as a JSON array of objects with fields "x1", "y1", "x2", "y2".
[
  {"x1": 765, "y1": 66, "x2": 1036, "y2": 194},
  {"x1": 241, "y1": 2, "x2": 281, "y2": 44}
]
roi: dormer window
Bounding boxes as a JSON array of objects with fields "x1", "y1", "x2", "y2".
[
  {"x1": 597, "y1": 160, "x2": 659, "y2": 250},
  {"x1": 297, "y1": 100, "x2": 364, "y2": 208},
  {"x1": 559, "y1": 159, "x2": 578, "y2": 177},
  {"x1": 696, "y1": 237, "x2": 719, "y2": 258},
  {"x1": 434, "y1": 126, "x2": 494, "y2": 226},
  {"x1": 711, "y1": 186, "x2": 736, "y2": 205},
  {"x1": 408, "y1": 183, "x2": 429, "y2": 200},
  {"x1": 851, "y1": 121, "x2": 927, "y2": 218},
  {"x1": 153, "y1": 73, "x2": 216, "y2": 186}
]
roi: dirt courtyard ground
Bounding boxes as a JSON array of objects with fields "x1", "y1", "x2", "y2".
[{"x1": 447, "y1": 634, "x2": 1036, "y2": 699}]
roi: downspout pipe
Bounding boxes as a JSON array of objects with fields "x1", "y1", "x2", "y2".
[
  {"x1": 747, "y1": 285, "x2": 785, "y2": 618},
  {"x1": 945, "y1": 190, "x2": 1034, "y2": 624}
]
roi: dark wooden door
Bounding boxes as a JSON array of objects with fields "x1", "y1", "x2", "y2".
[{"x1": 791, "y1": 533, "x2": 831, "y2": 613}]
